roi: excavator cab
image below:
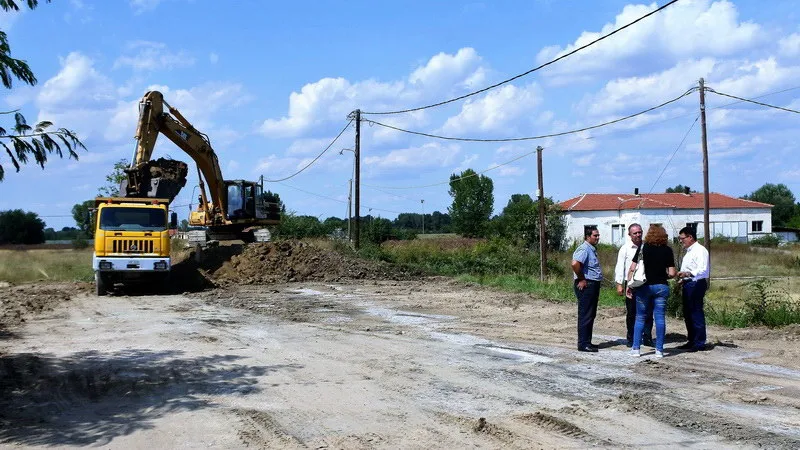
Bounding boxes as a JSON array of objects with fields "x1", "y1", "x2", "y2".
[{"x1": 225, "y1": 180, "x2": 280, "y2": 222}]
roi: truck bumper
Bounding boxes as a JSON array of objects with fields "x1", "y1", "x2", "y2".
[{"x1": 93, "y1": 255, "x2": 171, "y2": 272}]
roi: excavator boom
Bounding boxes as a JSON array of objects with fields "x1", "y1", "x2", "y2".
[{"x1": 126, "y1": 90, "x2": 280, "y2": 237}]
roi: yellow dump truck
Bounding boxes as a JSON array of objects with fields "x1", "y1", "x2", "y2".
[{"x1": 92, "y1": 197, "x2": 177, "y2": 295}]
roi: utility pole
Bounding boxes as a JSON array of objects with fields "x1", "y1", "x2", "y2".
[
  {"x1": 699, "y1": 78, "x2": 711, "y2": 270},
  {"x1": 536, "y1": 145, "x2": 547, "y2": 281},
  {"x1": 354, "y1": 110, "x2": 361, "y2": 250},
  {"x1": 421, "y1": 199, "x2": 425, "y2": 234},
  {"x1": 347, "y1": 178, "x2": 352, "y2": 241}
]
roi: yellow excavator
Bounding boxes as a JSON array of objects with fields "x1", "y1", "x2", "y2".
[{"x1": 124, "y1": 90, "x2": 280, "y2": 243}]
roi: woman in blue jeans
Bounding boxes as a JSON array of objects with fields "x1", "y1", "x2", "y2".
[{"x1": 629, "y1": 225, "x2": 676, "y2": 357}]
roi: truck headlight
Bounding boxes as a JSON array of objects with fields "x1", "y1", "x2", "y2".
[
  {"x1": 99, "y1": 261, "x2": 113, "y2": 270},
  {"x1": 154, "y1": 261, "x2": 167, "y2": 270}
]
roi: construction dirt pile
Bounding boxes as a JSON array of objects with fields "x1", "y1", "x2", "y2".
[
  {"x1": 0, "y1": 282, "x2": 89, "y2": 329},
  {"x1": 206, "y1": 240, "x2": 415, "y2": 285}
]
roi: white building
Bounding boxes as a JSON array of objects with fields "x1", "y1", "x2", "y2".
[{"x1": 558, "y1": 192, "x2": 773, "y2": 246}]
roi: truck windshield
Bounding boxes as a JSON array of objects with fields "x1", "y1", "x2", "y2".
[{"x1": 99, "y1": 207, "x2": 166, "y2": 231}]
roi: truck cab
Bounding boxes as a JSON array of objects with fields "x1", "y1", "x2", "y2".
[{"x1": 93, "y1": 197, "x2": 177, "y2": 295}]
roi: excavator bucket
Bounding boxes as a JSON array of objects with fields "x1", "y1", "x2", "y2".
[{"x1": 124, "y1": 158, "x2": 189, "y2": 201}]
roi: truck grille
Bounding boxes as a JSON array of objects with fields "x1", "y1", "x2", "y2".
[{"x1": 112, "y1": 239, "x2": 155, "y2": 253}]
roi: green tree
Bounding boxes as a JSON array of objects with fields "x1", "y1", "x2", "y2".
[
  {"x1": 0, "y1": 209, "x2": 45, "y2": 244},
  {"x1": 362, "y1": 217, "x2": 393, "y2": 244},
  {"x1": 448, "y1": 169, "x2": 493, "y2": 238},
  {"x1": 0, "y1": 0, "x2": 86, "y2": 181},
  {"x1": 71, "y1": 200, "x2": 94, "y2": 238},
  {"x1": 97, "y1": 158, "x2": 129, "y2": 197},
  {"x1": 179, "y1": 219, "x2": 189, "y2": 231},
  {"x1": 493, "y1": 194, "x2": 567, "y2": 251},
  {"x1": 742, "y1": 183, "x2": 797, "y2": 227},
  {"x1": 665, "y1": 184, "x2": 695, "y2": 193}
]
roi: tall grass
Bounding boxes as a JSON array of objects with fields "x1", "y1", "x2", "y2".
[
  {"x1": 705, "y1": 278, "x2": 800, "y2": 327},
  {"x1": 0, "y1": 249, "x2": 94, "y2": 284}
]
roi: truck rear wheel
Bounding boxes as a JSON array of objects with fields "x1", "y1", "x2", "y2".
[{"x1": 95, "y1": 272, "x2": 108, "y2": 296}]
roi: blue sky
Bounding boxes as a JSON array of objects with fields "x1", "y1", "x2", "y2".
[{"x1": 1, "y1": 0, "x2": 799, "y2": 230}]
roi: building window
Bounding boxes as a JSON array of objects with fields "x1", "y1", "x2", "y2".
[{"x1": 752, "y1": 220, "x2": 763, "y2": 232}]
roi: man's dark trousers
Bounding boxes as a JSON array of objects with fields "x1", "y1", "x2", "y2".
[
  {"x1": 682, "y1": 279, "x2": 708, "y2": 348},
  {"x1": 575, "y1": 279, "x2": 600, "y2": 349},
  {"x1": 626, "y1": 294, "x2": 653, "y2": 345}
]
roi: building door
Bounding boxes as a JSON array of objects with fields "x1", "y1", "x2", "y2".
[{"x1": 612, "y1": 224, "x2": 625, "y2": 246}]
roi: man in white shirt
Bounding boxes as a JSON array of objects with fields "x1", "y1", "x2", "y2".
[
  {"x1": 677, "y1": 226, "x2": 710, "y2": 351},
  {"x1": 614, "y1": 223, "x2": 653, "y2": 347}
]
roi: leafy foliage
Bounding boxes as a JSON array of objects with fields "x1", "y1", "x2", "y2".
[
  {"x1": 448, "y1": 169, "x2": 494, "y2": 238},
  {"x1": 0, "y1": 0, "x2": 86, "y2": 181},
  {"x1": 665, "y1": 184, "x2": 696, "y2": 193},
  {"x1": 0, "y1": 209, "x2": 45, "y2": 244},
  {"x1": 97, "y1": 159, "x2": 129, "y2": 197},
  {"x1": 492, "y1": 194, "x2": 567, "y2": 251},
  {"x1": 71, "y1": 200, "x2": 94, "y2": 238},
  {"x1": 742, "y1": 183, "x2": 798, "y2": 227}
]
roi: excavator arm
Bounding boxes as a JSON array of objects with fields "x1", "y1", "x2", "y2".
[{"x1": 127, "y1": 90, "x2": 227, "y2": 224}]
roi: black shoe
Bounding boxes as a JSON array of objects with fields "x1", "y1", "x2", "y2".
[
  {"x1": 578, "y1": 346, "x2": 598, "y2": 353},
  {"x1": 642, "y1": 338, "x2": 655, "y2": 348},
  {"x1": 676, "y1": 342, "x2": 694, "y2": 350},
  {"x1": 694, "y1": 345, "x2": 708, "y2": 352},
  {"x1": 626, "y1": 340, "x2": 633, "y2": 348},
  {"x1": 589, "y1": 343, "x2": 599, "y2": 349}
]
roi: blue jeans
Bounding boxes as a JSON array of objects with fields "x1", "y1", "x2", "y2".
[{"x1": 633, "y1": 284, "x2": 669, "y2": 352}]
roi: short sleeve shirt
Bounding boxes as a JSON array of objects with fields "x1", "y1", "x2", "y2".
[
  {"x1": 572, "y1": 241, "x2": 602, "y2": 281},
  {"x1": 641, "y1": 244, "x2": 675, "y2": 285}
]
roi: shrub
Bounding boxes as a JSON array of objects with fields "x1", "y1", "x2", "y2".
[
  {"x1": 71, "y1": 237, "x2": 90, "y2": 249},
  {"x1": 749, "y1": 234, "x2": 780, "y2": 248}
]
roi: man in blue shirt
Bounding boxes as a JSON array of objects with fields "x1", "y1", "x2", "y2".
[{"x1": 571, "y1": 226, "x2": 602, "y2": 352}]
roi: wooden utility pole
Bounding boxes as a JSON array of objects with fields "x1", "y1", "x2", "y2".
[
  {"x1": 347, "y1": 178, "x2": 352, "y2": 241},
  {"x1": 699, "y1": 78, "x2": 711, "y2": 266},
  {"x1": 354, "y1": 110, "x2": 361, "y2": 250},
  {"x1": 537, "y1": 146, "x2": 547, "y2": 281}
]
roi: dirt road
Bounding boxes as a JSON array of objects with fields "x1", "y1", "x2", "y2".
[{"x1": 1, "y1": 278, "x2": 799, "y2": 448}]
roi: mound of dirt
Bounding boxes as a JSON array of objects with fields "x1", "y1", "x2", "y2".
[
  {"x1": 207, "y1": 240, "x2": 413, "y2": 285},
  {"x1": 0, "y1": 283, "x2": 89, "y2": 329}
]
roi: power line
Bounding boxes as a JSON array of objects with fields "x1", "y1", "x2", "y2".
[
  {"x1": 263, "y1": 119, "x2": 353, "y2": 182},
  {"x1": 647, "y1": 115, "x2": 699, "y2": 194},
  {"x1": 361, "y1": 0, "x2": 681, "y2": 116},
  {"x1": 276, "y1": 181, "x2": 403, "y2": 215},
  {"x1": 705, "y1": 88, "x2": 800, "y2": 114},
  {"x1": 362, "y1": 88, "x2": 696, "y2": 142}
]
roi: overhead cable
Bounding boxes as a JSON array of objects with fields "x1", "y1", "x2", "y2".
[
  {"x1": 277, "y1": 181, "x2": 403, "y2": 215},
  {"x1": 263, "y1": 119, "x2": 353, "y2": 182},
  {"x1": 363, "y1": 88, "x2": 696, "y2": 143},
  {"x1": 361, "y1": 0, "x2": 681, "y2": 116},
  {"x1": 706, "y1": 88, "x2": 800, "y2": 115},
  {"x1": 646, "y1": 115, "x2": 699, "y2": 194}
]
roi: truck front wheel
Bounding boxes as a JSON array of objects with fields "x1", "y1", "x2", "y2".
[{"x1": 95, "y1": 272, "x2": 108, "y2": 296}]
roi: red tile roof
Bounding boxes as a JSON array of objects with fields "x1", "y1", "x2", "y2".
[{"x1": 558, "y1": 193, "x2": 772, "y2": 211}]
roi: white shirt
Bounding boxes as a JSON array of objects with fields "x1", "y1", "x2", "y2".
[
  {"x1": 614, "y1": 240, "x2": 640, "y2": 285},
  {"x1": 680, "y1": 241, "x2": 710, "y2": 281}
]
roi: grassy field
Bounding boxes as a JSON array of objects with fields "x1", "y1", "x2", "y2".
[{"x1": 0, "y1": 248, "x2": 94, "y2": 284}]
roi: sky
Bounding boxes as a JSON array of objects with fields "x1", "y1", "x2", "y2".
[{"x1": 1, "y1": 0, "x2": 799, "y2": 231}]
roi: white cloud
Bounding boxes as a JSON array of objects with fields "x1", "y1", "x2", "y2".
[
  {"x1": 409, "y1": 47, "x2": 483, "y2": 91},
  {"x1": 259, "y1": 48, "x2": 488, "y2": 138},
  {"x1": 715, "y1": 57, "x2": 800, "y2": 97},
  {"x1": 494, "y1": 165, "x2": 525, "y2": 177},
  {"x1": 581, "y1": 59, "x2": 714, "y2": 116},
  {"x1": 779, "y1": 33, "x2": 800, "y2": 57},
  {"x1": 129, "y1": 0, "x2": 163, "y2": 14},
  {"x1": 363, "y1": 142, "x2": 460, "y2": 169},
  {"x1": 113, "y1": 41, "x2": 195, "y2": 71},
  {"x1": 209, "y1": 52, "x2": 219, "y2": 64},
  {"x1": 38, "y1": 52, "x2": 116, "y2": 111},
  {"x1": 441, "y1": 84, "x2": 542, "y2": 135},
  {"x1": 286, "y1": 138, "x2": 339, "y2": 156},
  {"x1": 537, "y1": 0, "x2": 762, "y2": 82}
]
